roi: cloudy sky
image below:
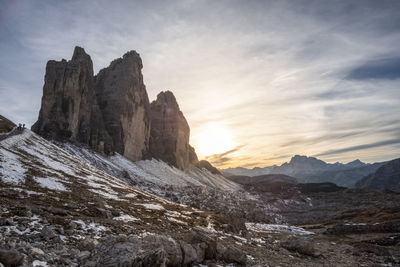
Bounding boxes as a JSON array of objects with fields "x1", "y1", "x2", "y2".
[{"x1": 1, "y1": 0, "x2": 400, "y2": 168}]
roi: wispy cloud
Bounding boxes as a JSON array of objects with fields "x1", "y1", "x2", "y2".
[
  {"x1": 1, "y1": 0, "x2": 400, "y2": 167},
  {"x1": 205, "y1": 145, "x2": 245, "y2": 167},
  {"x1": 314, "y1": 139, "x2": 400, "y2": 157}
]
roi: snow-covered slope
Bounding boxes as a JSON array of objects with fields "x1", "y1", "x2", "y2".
[
  {"x1": 0, "y1": 130, "x2": 255, "y2": 265},
  {"x1": 62, "y1": 142, "x2": 240, "y2": 191},
  {"x1": 58, "y1": 142, "x2": 285, "y2": 221},
  {"x1": 0, "y1": 130, "x2": 169, "y2": 202}
]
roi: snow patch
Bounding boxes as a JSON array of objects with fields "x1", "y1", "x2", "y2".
[
  {"x1": 32, "y1": 260, "x2": 48, "y2": 267},
  {"x1": 0, "y1": 149, "x2": 25, "y2": 185},
  {"x1": 167, "y1": 217, "x2": 187, "y2": 225},
  {"x1": 140, "y1": 203, "x2": 165, "y2": 210},
  {"x1": 245, "y1": 223, "x2": 314, "y2": 235},
  {"x1": 344, "y1": 222, "x2": 367, "y2": 226},
  {"x1": 88, "y1": 188, "x2": 120, "y2": 200},
  {"x1": 72, "y1": 220, "x2": 108, "y2": 238},
  {"x1": 113, "y1": 214, "x2": 139, "y2": 222},
  {"x1": 34, "y1": 177, "x2": 67, "y2": 191}
]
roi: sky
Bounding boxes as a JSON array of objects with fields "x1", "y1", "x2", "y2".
[{"x1": 1, "y1": 0, "x2": 400, "y2": 168}]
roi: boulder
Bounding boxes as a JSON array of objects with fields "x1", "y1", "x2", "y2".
[
  {"x1": 0, "y1": 249, "x2": 24, "y2": 267},
  {"x1": 142, "y1": 235, "x2": 183, "y2": 266},
  {"x1": 282, "y1": 236, "x2": 317, "y2": 257},
  {"x1": 179, "y1": 241, "x2": 198, "y2": 265}
]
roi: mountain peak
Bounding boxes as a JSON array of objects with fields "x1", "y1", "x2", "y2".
[
  {"x1": 346, "y1": 159, "x2": 366, "y2": 168},
  {"x1": 149, "y1": 90, "x2": 194, "y2": 169},
  {"x1": 289, "y1": 155, "x2": 324, "y2": 165},
  {"x1": 154, "y1": 91, "x2": 179, "y2": 109},
  {"x1": 72, "y1": 46, "x2": 91, "y2": 62}
]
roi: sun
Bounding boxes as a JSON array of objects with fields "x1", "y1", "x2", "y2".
[{"x1": 192, "y1": 123, "x2": 236, "y2": 157}]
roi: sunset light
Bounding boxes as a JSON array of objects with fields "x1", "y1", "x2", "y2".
[
  {"x1": 192, "y1": 123, "x2": 236, "y2": 158},
  {"x1": 1, "y1": 1, "x2": 400, "y2": 265}
]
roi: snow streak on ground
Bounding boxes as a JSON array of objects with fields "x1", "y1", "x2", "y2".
[
  {"x1": 0, "y1": 130, "x2": 166, "y2": 203},
  {"x1": 113, "y1": 214, "x2": 140, "y2": 222},
  {"x1": 245, "y1": 223, "x2": 315, "y2": 235},
  {"x1": 33, "y1": 177, "x2": 67, "y2": 191}
]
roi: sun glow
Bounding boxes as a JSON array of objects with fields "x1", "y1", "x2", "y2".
[{"x1": 192, "y1": 123, "x2": 236, "y2": 158}]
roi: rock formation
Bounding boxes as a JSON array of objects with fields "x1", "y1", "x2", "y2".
[
  {"x1": 95, "y1": 51, "x2": 150, "y2": 161},
  {"x1": 195, "y1": 160, "x2": 221, "y2": 174},
  {"x1": 148, "y1": 91, "x2": 197, "y2": 169},
  {"x1": 32, "y1": 46, "x2": 199, "y2": 169},
  {"x1": 0, "y1": 115, "x2": 15, "y2": 133},
  {"x1": 32, "y1": 47, "x2": 97, "y2": 143}
]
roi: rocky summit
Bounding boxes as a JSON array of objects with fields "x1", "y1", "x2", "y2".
[
  {"x1": 32, "y1": 46, "x2": 196, "y2": 169},
  {"x1": 149, "y1": 91, "x2": 197, "y2": 170}
]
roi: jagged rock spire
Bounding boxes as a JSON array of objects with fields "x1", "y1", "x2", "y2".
[{"x1": 32, "y1": 47, "x2": 199, "y2": 169}]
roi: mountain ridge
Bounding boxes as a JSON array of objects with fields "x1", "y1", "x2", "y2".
[
  {"x1": 222, "y1": 155, "x2": 387, "y2": 187},
  {"x1": 356, "y1": 158, "x2": 400, "y2": 192}
]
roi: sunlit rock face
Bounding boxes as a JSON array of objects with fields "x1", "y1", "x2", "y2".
[
  {"x1": 32, "y1": 47, "x2": 150, "y2": 161},
  {"x1": 95, "y1": 51, "x2": 151, "y2": 161},
  {"x1": 149, "y1": 91, "x2": 196, "y2": 170},
  {"x1": 32, "y1": 47, "x2": 198, "y2": 169}
]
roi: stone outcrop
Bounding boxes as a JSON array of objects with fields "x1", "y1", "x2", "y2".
[
  {"x1": 195, "y1": 160, "x2": 221, "y2": 174},
  {"x1": 0, "y1": 115, "x2": 15, "y2": 133},
  {"x1": 148, "y1": 91, "x2": 197, "y2": 169},
  {"x1": 32, "y1": 47, "x2": 200, "y2": 169},
  {"x1": 32, "y1": 47, "x2": 98, "y2": 143},
  {"x1": 95, "y1": 51, "x2": 150, "y2": 161}
]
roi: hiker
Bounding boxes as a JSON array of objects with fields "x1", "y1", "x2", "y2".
[
  {"x1": 18, "y1": 124, "x2": 22, "y2": 131},
  {"x1": 22, "y1": 124, "x2": 25, "y2": 129}
]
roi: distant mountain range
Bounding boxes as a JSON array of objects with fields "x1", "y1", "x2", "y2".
[
  {"x1": 356, "y1": 158, "x2": 400, "y2": 192},
  {"x1": 222, "y1": 155, "x2": 387, "y2": 188}
]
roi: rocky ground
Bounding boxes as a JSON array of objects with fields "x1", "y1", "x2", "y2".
[{"x1": 1, "y1": 131, "x2": 400, "y2": 266}]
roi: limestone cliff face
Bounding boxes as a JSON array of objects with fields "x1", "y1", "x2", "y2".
[
  {"x1": 149, "y1": 91, "x2": 196, "y2": 170},
  {"x1": 33, "y1": 47, "x2": 199, "y2": 169},
  {"x1": 32, "y1": 47, "x2": 97, "y2": 143},
  {"x1": 95, "y1": 51, "x2": 150, "y2": 161}
]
